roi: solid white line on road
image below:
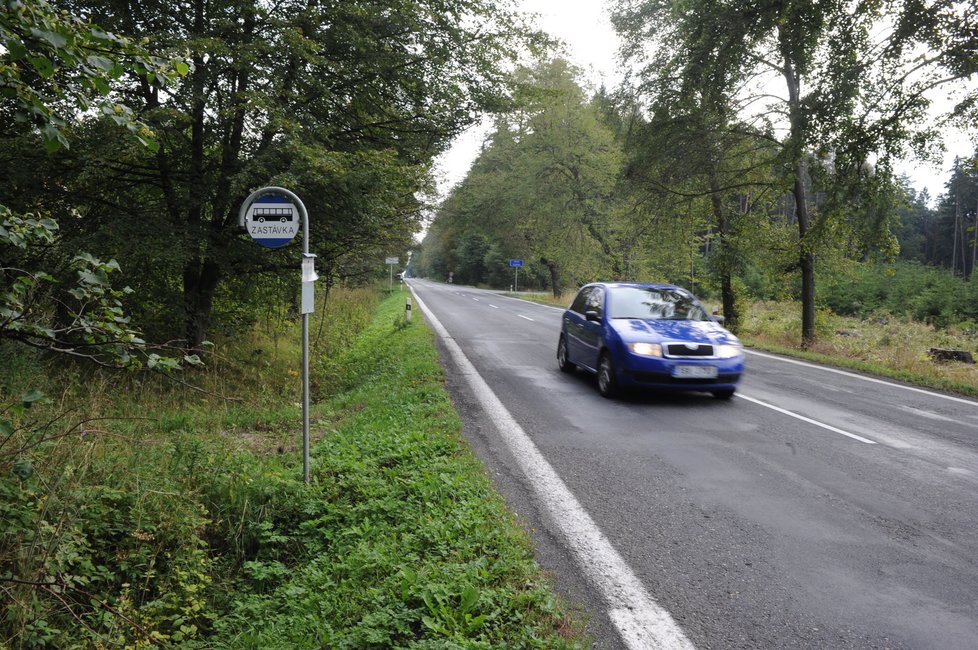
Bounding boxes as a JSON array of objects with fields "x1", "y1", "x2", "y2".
[
  {"x1": 738, "y1": 394, "x2": 877, "y2": 444},
  {"x1": 518, "y1": 314, "x2": 534, "y2": 321},
  {"x1": 746, "y1": 349, "x2": 978, "y2": 406},
  {"x1": 410, "y1": 287, "x2": 695, "y2": 650}
]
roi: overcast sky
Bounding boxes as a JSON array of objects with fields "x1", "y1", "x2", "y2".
[{"x1": 432, "y1": 0, "x2": 975, "y2": 205}]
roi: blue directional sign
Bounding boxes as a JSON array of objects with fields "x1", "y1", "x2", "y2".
[
  {"x1": 245, "y1": 194, "x2": 300, "y2": 248},
  {"x1": 509, "y1": 259, "x2": 523, "y2": 267}
]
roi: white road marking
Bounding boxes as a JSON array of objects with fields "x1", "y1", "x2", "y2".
[
  {"x1": 738, "y1": 394, "x2": 877, "y2": 445},
  {"x1": 746, "y1": 349, "x2": 978, "y2": 406},
  {"x1": 473, "y1": 298, "x2": 480, "y2": 302},
  {"x1": 898, "y1": 405, "x2": 957, "y2": 423},
  {"x1": 518, "y1": 314, "x2": 534, "y2": 321},
  {"x1": 490, "y1": 304, "x2": 499, "y2": 309},
  {"x1": 411, "y1": 287, "x2": 695, "y2": 650}
]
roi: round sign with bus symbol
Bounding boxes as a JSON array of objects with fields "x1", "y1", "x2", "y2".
[{"x1": 245, "y1": 194, "x2": 299, "y2": 248}]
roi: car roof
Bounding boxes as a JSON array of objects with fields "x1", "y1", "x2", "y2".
[{"x1": 583, "y1": 282, "x2": 685, "y2": 291}]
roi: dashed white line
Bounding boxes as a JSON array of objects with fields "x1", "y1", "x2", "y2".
[
  {"x1": 410, "y1": 286, "x2": 695, "y2": 650},
  {"x1": 518, "y1": 314, "x2": 534, "y2": 321},
  {"x1": 489, "y1": 304, "x2": 499, "y2": 309},
  {"x1": 738, "y1": 394, "x2": 877, "y2": 444}
]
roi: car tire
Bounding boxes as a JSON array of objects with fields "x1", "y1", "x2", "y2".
[
  {"x1": 557, "y1": 335, "x2": 576, "y2": 373},
  {"x1": 712, "y1": 389, "x2": 735, "y2": 400},
  {"x1": 597, "y1": 353, "x2": 618, "y2": 398}
]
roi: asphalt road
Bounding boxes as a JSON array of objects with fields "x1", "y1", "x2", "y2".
[{"x1": 407, "y1": 279, "x2": 978, "y2": 650}]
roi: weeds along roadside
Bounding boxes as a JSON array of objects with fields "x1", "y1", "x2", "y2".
[{"x1": 0, "y1": 287, "x2": 586, "y2": 648}]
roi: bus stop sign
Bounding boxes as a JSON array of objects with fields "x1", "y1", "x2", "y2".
[{"x1": 244, "y1": 194, "x2": 300, "y2": 248}]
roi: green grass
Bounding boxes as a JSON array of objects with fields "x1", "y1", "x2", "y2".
[
  {"x1": 741, "y1": 301, "x2": 978, "y2": 398},
  {"x1": 209, "y1": 294, "x2": 585, "y2": 648},
  {"x1": 1, "y1": 288, "x2": 586, "y2": 649}
]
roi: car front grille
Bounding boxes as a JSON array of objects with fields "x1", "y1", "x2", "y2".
[{"x1": 665, "y1": 342, "x2": 715, "y2": 358}]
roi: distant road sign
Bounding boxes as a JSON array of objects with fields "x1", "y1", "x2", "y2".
[
  {"x1": 509, "y1": 259, "x2": 523, "y2": 267},
  {"x1": 245, "y1": 194, "x2": 299, "y2": 248},
  {"x1": 386, "y1": 256, "x2": 399, "y2": 265}
]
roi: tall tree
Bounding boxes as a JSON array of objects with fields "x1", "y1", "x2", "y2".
[
  {"x1": 419, "y1": 59, "x2": 626, "y2": 297},
  {"x1": 613, "y1": 0, "x2": 978, "y2": 346},
  {"x1": 43, "y1": 0, "x2": 541, "y2": 348},
  {"x1": 1, "y1": 0, "x2": 187, "y2": 365}
]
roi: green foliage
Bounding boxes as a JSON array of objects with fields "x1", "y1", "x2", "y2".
[
  {"x1": 5, "y1": 0, "x2": 545, "y2": 348},
  {"x1": 1, "y1": 288, "x2": 586, "y2": 648},
  {"x1": 454, "y1": 233, "x2": 492, "y2": 285},
  {"x1": 417, "y1": 58, "x2": 625, "y2": 295},
  {"x1": 0, "y1": 0, "x2": 187, "y2": 151},
  {"x1": 1, "y1": 206, "x2": 192, "y2": 369},
  {"x1": 821, "y1": 260, "x2": 978, "y2": 328},
  {"x1": 208, "y1": 292, "x2": 583, "y2": 649},
  {"x1": 610, "y1": 0, "x2": 978, "y2": 345}
]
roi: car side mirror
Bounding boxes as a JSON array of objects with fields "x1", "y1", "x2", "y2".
[{"x1": 585, "y1": 310, "x2": 601, "y2": 322}]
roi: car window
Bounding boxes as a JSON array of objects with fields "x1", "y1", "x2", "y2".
[
  {"x1": 569, "y1": 287, "x2": 591, "y2": 314},
  {"x1": 608, "y1": 287, "x2": 709, "y2": 321},
  {"x1": 585, "y1": 286, "x2": 604, "y2": 316}
]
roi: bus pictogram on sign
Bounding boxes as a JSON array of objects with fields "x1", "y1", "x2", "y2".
[
  {"x1": 245, "y1": 194, "x2": 299, "y2": 248},
  {"x1": 252, "y1": 206, "x2": 295, "y2": 223}
]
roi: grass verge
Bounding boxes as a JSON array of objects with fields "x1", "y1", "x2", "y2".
[
  {"x1": 209, "y1": 291, "x2": 586, "y2": 648},
  {"x1": 1, "y1": 288, "x2": 586, "y2": 649},
  {"x1": 741, "y1": 301, "x2": 978, "y2": 398}
]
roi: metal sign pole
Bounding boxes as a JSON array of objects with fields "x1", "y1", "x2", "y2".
[{"x1": 239, "y1": 186, "x2": 313, "y2": 484}]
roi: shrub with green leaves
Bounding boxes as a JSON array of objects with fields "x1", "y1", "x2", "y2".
[{"x1": 820, "y1": 260, "x2": 978, "y2": 328}]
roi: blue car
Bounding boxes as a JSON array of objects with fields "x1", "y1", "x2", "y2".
[{"x1": 557, "y1": 282, "x2": 745, "y2": 399}]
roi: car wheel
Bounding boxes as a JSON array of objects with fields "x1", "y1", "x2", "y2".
[
  {"x1": 597, "y1": 353, "x2": 618, "y2": 398},
  {"x1": 712, "y1": 389, "x2": 735, "y2": 400},
  {"x1": 557, "y1": 335, "x2": 576, "y2": 373}
]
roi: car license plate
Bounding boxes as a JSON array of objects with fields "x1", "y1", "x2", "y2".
[{"x1": 672, "y1": 365, "x2": 718, "y2": 379}]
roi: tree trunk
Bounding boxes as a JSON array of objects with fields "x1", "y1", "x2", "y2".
[
  {"x1": 181, "y1": 0, "x2": 213, "y2": 350},
  {"x1": 795, "y1": 168, "x2": 816, "y2": 348},
  {"x1": 780, "y1": 34, "x2": 815, "y2": 348},
  {"x1": 710, "y1": 183, "x2": 739, "y2": 332},
  {"x1": 183, "y1": 255, "x2": 221, "y2": 350},
  {"x1": 540, "y1": 257, "x2": 561, "y2": 298}
]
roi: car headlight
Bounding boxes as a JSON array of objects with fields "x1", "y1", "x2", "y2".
[
  {"x1": 715, "y1": 344, "x2": 743, "y2": 359},
  {"x1": 628, "y1": 342, "x2": 663, "y2": 357}
]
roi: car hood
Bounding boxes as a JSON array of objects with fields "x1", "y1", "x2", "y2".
[{"x1": 612, "y1": 318, "x2": 739, "y2": 345}]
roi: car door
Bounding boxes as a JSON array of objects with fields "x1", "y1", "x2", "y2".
[
  {"x1": 578, "y1": 285, "x2": 605, "y2": 371},
  {"x1": 564, "y1": 287, "x2": 591, "y2": 365}
]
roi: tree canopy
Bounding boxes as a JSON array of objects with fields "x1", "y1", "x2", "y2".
[{"x1": 3, "y1": 0, "x2": 546, "y2": 349}]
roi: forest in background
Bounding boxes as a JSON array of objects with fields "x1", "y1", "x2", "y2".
[
  {"x1": 414, "y1": 1, "x2": 978, "y2": 347},
  {"x1": 413, "y1": 60, "x2": 978, "y2": 333}
]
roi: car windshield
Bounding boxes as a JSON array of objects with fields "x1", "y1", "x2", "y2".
[{"x1": 607, "y1": 286, "x2": 710, "y2": 321}]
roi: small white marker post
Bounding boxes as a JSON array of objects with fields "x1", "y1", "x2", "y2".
[{"x1": 405, "y1": 296, "x2": 412, "y2": 323}]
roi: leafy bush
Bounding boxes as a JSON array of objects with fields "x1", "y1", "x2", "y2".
[{"x1": 820, "y1": 260, "x2": 978, "y2": 328}]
